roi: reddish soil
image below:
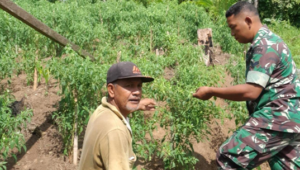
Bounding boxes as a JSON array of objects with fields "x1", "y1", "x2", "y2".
[{"x1": 2, "y1": 50, "x2": 270, "y2": 170}]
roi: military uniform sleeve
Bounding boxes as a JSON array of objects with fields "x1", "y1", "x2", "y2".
[
  {"x1": 99, "y1": 129, "x2": 131, "y2": 170},
  {"x1": 247, "y1": 45, "x2": 280, "y2": 88}
]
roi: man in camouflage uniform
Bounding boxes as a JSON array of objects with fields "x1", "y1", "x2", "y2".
[{"x1": 193, "y1": 1, "x2": 300, "y2": 169}]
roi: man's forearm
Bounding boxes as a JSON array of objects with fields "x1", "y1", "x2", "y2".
[{"x1": 209, "y1": 83, "x2": 262, "y2": 101}]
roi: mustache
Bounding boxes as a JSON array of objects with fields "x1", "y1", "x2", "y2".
[{"x1": 128, "y1": 98, "x2": 141, "y2": 101}]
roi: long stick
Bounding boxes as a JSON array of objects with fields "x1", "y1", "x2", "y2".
[
  {"x1": 73, "y1": 89, "x2": 78, "y2": 165},
  {"x1": 0, "y1": 0, "x2": 95, "y2": 61},
  {"x1": 33, "y1": 50, "x2": 39, "y2": 91}
]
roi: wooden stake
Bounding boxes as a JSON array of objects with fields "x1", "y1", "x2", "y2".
[
  {"x1": 150, "y1": 29, "x2": 153, "y2": 52},
  {"x1": 254, "y1": 0, "x2": 258, "y2": 8},
  {"x1": 33, "y1": 68, "x2": 38, "y2": 91},
  {"x1": 73, "y1": 90, "x2": 78, "y2": 165},
  {"x1": 117, "y1": 51, "x2": 121, "y2": 63},
  {"x1": 244, "y1": 44, "x2": 247, "y2": 60},
  {"x1": 197, "y1": 28, "x2": 213, "y2": 66},
  {"x1": 33, "y1": 55, "x2": 38, "y2": 91},
  {"x1": 0, "y1": 0, "x2": 95, "y2": 61}
]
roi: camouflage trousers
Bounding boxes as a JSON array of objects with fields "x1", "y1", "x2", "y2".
[{"x1": 216, "y1": 124, "x2": 300, "y2": 170}]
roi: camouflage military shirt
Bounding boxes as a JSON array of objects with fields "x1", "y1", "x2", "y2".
[{"x1": 245, "y1": 25, "x2": 300, "y2": 133}]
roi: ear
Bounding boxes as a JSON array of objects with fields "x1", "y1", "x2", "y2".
[
  {"x1": 107, "y1": 83, "x2": 115, "y2": 98},
  {"x1": 245, "y1": 16, "x2": 253, "y2": 29}
]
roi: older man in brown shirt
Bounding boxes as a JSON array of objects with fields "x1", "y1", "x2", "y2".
[{"x1": 79, "y1": 62, "x2": 156, "y2": 170}]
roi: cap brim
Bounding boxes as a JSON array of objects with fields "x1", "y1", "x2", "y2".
[
  {"x1": 141, "y1": 76, "x2": 154, "y2": 82},
  {"x1": 117, "y1": 75, "x2": 154, "y2": 83}
]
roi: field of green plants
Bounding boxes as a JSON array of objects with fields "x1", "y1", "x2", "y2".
[{"x1": 0, "y1": 0, "x2": 299, "y2": 169}]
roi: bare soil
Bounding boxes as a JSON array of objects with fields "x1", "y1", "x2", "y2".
[
  {"x1": 2, "y1": 51, "x2": 270, "y2": 170},
  {"x1": 2, "y1": 75, "x2": 76, "y2": 170}
]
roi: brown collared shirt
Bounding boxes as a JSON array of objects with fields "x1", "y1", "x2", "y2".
[{"x1": 79, "y1": 97, "x2": 136, "y2": 170}]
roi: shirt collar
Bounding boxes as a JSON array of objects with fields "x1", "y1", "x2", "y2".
[
  {"x1": 250, "y1": 25, "x2": 269, "y2": 48},
  {"x1": 101, "y1": 97, "x2": 132, "y2": 134}
]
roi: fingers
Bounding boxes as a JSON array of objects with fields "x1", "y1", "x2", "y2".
[
  {"x1": 139, "y1": 98, "x2": 157, "y2": 111},
  {"x1": 149, "y1": 100, "x2": 157, "y2": 106},
  {"x1": 143, "y1": 98, "x2": 157, "y2": 106},
  {"x1": 193, "y1": 87, "x2": 200, "y2": 98},
  {"x1": 146, "y1": 106, "x2": 156, "y2": 111},
  {"x1": 146, "y1": 103, "x2": 156, "y2": 110},
  {"x1": 192, "y1": 87, "x2": 200, "y2": 97}
]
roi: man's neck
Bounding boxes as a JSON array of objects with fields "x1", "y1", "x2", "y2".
[
  {"x1": 107, "y1": 98, "x2": 129, "y2": 118},
  {"x1": 250, "y1": 22, "x2": 263, "y2": 43}
]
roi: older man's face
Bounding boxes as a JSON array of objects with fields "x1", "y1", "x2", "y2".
[{"x1": 112, "y1": 78, "x2": 143, "y2": 115}]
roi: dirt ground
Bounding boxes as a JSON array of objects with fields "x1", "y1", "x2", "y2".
[{"x1": 2, "y1": 49, "x2": 270, "y2": 170}]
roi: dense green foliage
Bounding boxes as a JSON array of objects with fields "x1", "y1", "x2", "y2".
[
  {"x1": 259, "y1": 0, "x2": 300, "y2": 27},
  {"x1": 0, "y1": 91, "x2": 33, "y2": 170},
  {"x1": 0, "y1": 0, "x2": 299, "y2": 169},
  {"x1": 268, "y1": 20, "x2": 300, "y2": 63},
  {"x1": 195, "y1": 0, "x2": 238, "y2": 19},
  {"x1": 50, "y1": 46, "x2": 109, "y2": 155},
  {"x1": 121, "y1": 0, "x2": 300, "y2": 27}
]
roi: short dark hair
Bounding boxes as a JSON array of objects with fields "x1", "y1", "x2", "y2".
[{"x1": 225, "y1": 1, "x2": 259, "y2": 18}]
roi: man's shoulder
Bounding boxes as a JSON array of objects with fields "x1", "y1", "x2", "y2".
[
  {"x1": 252, "y1": 28, "x2": 290, "y2": 58},
  {"x1": 90, "y1": 105, "x2": 127, "y2": 129},
  {"x1": 256, "y1": 27, "x2": 284, "y2": 46},
  {"x1": 91, "y1": 105, "x2": 119, "y2": 122}
]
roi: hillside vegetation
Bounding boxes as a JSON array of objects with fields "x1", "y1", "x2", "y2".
[{"x1": 0, "y1": 0, "x2": 299, "y2": 169}]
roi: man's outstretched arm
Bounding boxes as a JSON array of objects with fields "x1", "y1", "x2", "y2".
[{"x1": 193, "y1": 83, "x2": 263, "y2": 101}]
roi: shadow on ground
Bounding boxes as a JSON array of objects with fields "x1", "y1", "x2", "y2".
[
  {"x1": 134, "y1": 152, "x2": 217, "y2": 170},
  {"x1": 6, "y1": 115, "x2": 52, "y2": 169}
]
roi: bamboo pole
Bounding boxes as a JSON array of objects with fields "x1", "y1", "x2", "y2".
[
  {"x1": 254, "y1": 0, "x2": 258, "y2": 8},
  {"x1": 33, "y1": 68, "x2": 38, "y2": 91},
  {"x1": 73, "y1": 90, "x2": 78, "y2": 165},
  {"x1": 33, "y1": 53, "x2": 38, "y2": 91},
  {"x1": 117, "y1": 51, "x2": 121, "y2": 63},
  {"x1": 0, "y1": 0, "x2": 95, "y2": 61},
  {"x1": 150, "y1": 29, "x2": 153, "y2": 52}
]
